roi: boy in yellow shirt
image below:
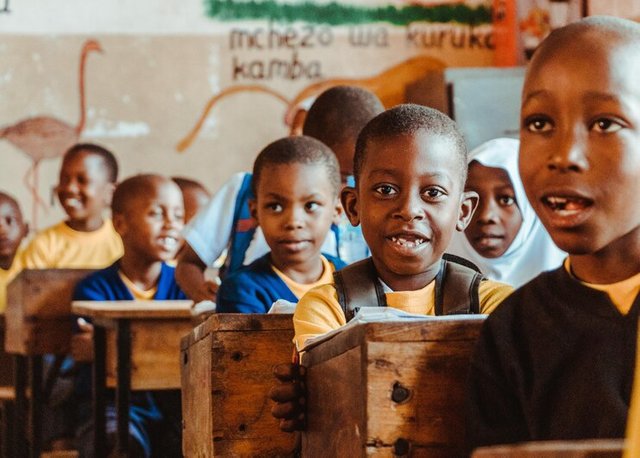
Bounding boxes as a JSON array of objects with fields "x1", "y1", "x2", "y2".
[
  {"x1": 22, "y1": 143, "x2": 123, "y2": 269},
  {"x1": 0, "y1": 191, "x2": 28, "y2": 312},
  {"x1": 467, "y1": 16, "x2": 640, "y2": 449},
  {"x1": 271, "y1": 104, "x2": 513, "y2": 430}
]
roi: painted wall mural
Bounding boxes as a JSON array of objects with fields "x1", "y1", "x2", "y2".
[{"x1": 1, "y1": 0, "x2": 498, "y2": 232}]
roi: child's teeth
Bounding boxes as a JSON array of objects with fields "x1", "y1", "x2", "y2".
[{"x1": 390, "y1": 236, "x2": 424, "y2": 247}]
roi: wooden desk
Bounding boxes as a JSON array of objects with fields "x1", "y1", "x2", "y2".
[
  {"x1": 180, "y1": 313, "x2": 296, "y2": 457},
  {"x1": 72, "y1": 300, "x2": 194, "y2": 458},
  {"x1": 301, "y1": 317, "x2": 486, "y2": 457},
  {"x1": 472, "y1": 439, "x2": 624, "y2": 457},
  {"x1": 5, "y1": 269, "x2": 94, "y2": 458}
]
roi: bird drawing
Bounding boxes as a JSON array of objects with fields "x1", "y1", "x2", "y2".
[{"x1": 0, "y1": 39, "x2": 103, "y2": 229}]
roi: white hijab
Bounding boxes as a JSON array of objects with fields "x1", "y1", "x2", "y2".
[{"x1": 447, "y1": 138, "x2": 566, "y2": 288}]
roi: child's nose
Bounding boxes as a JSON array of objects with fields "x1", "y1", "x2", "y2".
[
  {"x1": 476, "y1": 200, "x2": 499, "y2": 224},
  {"x1": 284, "y1": 207, "x2": 305, "y2": 229},
  {"x1": 547, "y1": 129, "x2": 589, "y2": 173},
  {"x1": 395, "y1": 193, "x2": 424, "y2": 221}
]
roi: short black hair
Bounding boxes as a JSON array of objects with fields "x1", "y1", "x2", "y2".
[
  {"x1": 353, "y1": 104, "x2": 467, "y2": 184},
  {"x1": 302, "y1": 86, "x2": 384, "y2": 155},
  {"x1": 63, "y1": 143, "x2": 119, "y2": 183},
  {"x1": 252, "y1": 136, "x2": 341, "y2": 196},
  {"x1": 171, "y1": 177, "x2": 210, "y2": 196},
  {"x1": 112, "y1": 174, "x2": 174, "y2": 215}
]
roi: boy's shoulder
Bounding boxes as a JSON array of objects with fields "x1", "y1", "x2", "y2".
[{"x1": 219, "y1": 254, "x2": 277, "y2": 293}]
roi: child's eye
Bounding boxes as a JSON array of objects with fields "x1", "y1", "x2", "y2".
[
  {"x1": 374, "y1": 185, "x2": 397, "y2": 196},
  {"x1": 422, "y1": 187, "x2": 445, "y2": 200},
  {"x1": 524, "y1": 116, "x2": 553, "y2": 133},
  {"x1": 305, "y1": 202, "x2": 320, "y2": 212},
  {"x1": 498, "y1": 195, "x2": 516, "y2": 206},
  {"x1": 591, "y1": 118, "x2": 623, "y2": 133},
  {"x1": 266, "y1": 203, "x2": 283, "y2": 212}
]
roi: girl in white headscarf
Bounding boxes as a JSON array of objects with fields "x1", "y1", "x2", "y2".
[{"x1": 448, "y1": 137, "x2": 566, "y2": 288}]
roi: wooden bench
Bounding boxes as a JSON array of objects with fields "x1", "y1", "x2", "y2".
[
  {"x1": 5, "y1": 269, "x2": 94, "y2": 458},
  {"x1": 300, "y1": 316, "x2": 486, "y2": 457},
  {"x1": 71, "y1": 300, "x2": 194, "y2": 458},
  {"x1": 180, "y1": 313, "x2": 296, "y2": 457},
  {"x1": 472, "y1": 439, "x2": 624, "y2": 457}
]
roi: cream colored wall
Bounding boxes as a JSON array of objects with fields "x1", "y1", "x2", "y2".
[{"x1": 0, "y1": 0, "x2": 495, "y2": 232}]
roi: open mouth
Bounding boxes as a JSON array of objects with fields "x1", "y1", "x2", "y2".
[
  {"x1": 389, "y1": 235, "x2": 426, "y2": 248},
  {"x1": 542, "y1": 195, "x2": 593, "y2": 215},
  {"x1": 61, "y1": 197, "x2": 83, "y2": 210},
  {"x1": 158, "y1": 236, "x2": 179, "y2": 251}
]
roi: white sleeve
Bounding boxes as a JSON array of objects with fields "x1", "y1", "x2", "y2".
[{"x1": 182, "y1": 172, "x2": 247, "y2": 267}]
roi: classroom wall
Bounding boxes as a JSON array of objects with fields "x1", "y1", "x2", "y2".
[{"x1": 0, "y1": 0, "x2": 497, "y2": 232}]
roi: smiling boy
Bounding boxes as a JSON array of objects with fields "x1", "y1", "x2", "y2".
[
  {"x1": 72, "y1": 174, "x2": 186, "y2": 457},
  {"x1": 216, "y1": 136, "x2": 344, "y2": 313},
  {"x1": 22, "y1": 143, "x2": 123, "y2": 269},
  {"x1": 467, "y1": 16, "x2": 640, "y2": 449},
  {"x1": 291, "y1": 104, "x2": 513, "y2": 350}
]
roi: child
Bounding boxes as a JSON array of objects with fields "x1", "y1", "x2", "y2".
[
  {"x1": 447, "y1": 137, "x2": 565, "y2": 287},
  {"x1": 22, "y1": 143, "x2": 123, "y2": 269},
  {"x1": 72, "y1": 174, "x2": 186, "y2": 457},
  {"x1": 270, "y1": 104, "x2": 514, "y2": 430},
  {"x1": 176, "y1": 86, "x2": 384, "y2": 302},
  {"x1": 171, "y1": 176, "x2": 211, "y2": 224},
  {"x1": 467, "y1": 16, "x2": 640, "y2": 449},
  {"x1": 216, "y1": 136, "x2": 345, "y2": 313},
  {"x1": 0, "y1": 191, "x2": 28, "y2": 313}
]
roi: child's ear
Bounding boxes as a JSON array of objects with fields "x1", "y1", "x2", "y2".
[
  {"x1": 112, "y1": 212, "x2": 127, "y2": 238},
  {"x1": 340, "y1": 186, "x2": 360, "y2": 227},
  {"x1": 104, "y1": 182, "x2": 116, "y2": 206},
  {"x1": 456, "y1": 190, "x2": 479, "y2": 232},
  {"x1": 248, "y1": 199, "x2": 259, "y2": 223}
]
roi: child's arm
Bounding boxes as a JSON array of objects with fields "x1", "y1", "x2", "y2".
[
  {"x1": 175, "y1": 243, "x2": 219, "y2": 302},
  {"x1": 269, "y1": 360, "x2": 306, "y2": 432},
  {"x1": 291, "y1": 284, "x2": 346, "y2": 349}
]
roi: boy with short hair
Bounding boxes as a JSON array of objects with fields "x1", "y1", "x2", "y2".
[
  {"x1": 467, "y1": 16, "x2": 640, "y2": 449},
  {"x1": 72, "y1": 174, "x2": 186, "y2": 457},
  {"x1": 216, "y1": 136, "x2": 345, "y2": 313},
  {"x1": 176, "y1": 86, "x2": 384, "y2": 302},
  {"x1": 22, "y1": 143, "x2": 123, "y2": 269},
  {"x1": 270, "y1": 104, "x2": 514, "y2": 430},
  {"x1": 171, "y1": 176, "x2": 210, "y2": 224},
  {"x1": 0, "y1": 191, "x2": 28, "y2": 313}
]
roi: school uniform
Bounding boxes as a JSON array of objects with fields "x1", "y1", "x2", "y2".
[
  {"x1": 467, "y1": 263, "x2": 640, "y2": 449},
  {"x1": 72, "y1": 261, "x2": 185, "y2": 458},
  {"x1": 217, "y1": 253, "x2": 345, "y2": 314},
  {"x1": 292, "y1": 271, "x2": 512, "y2": 351},
  {"x1": 22, "y1": 220, "x2": 123, "y2": 269},
  {"x1": 0, "y1": 246, "x2": 23, "y2": 313}
]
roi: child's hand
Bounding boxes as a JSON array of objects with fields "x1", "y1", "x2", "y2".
[
  {"x1": 269, "y1": 363, "x2": 306, "y2": 432},
  {"x1": 71, "y1": 318, "x2": 94, "y2": 362},
  {"x1": 193, "y1": 279, "x2": 219, "y2": 303}
]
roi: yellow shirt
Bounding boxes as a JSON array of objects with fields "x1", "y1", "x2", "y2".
[
  {"x1": 0, "y1": 247, "x2": 24, "y2": 313},
  {"x1": 118, "y1": 272, "x2": 157, "y2": 301},
  {"x1": 22, "y1": 220, "x2": 123, "y2": 269},
  {"x1": 565, "y1": 259, "x2": 640, "y2": 315},
  {"x1": 626, "y1": 329, "x2": 640, "y2": 458},
  {"x1": 272, "y1": 255, "x2": 336, "y2": 299},
  {"x1": 293, "y1": 279, "x2": 513, "y2": 350}
]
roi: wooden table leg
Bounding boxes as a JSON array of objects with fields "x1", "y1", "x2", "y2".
[
  {"x1": 116, "y1": 320, "x2": 131, "y2": 456},
  {"x1": 28, "y1": 355, "x2": 42, "y2": 458},
  {"x1": 93, "y1": 325, "x2": 107, "y2": 458},
  {"x1": 13, "y1": 355, "x2": 27, "y2": 458}
]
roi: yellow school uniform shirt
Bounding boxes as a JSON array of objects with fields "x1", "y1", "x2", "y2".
[
  {"x1": 626, "y1": 330, "x2": 640, "y2": 458},
  {"x1": 0, "y1": 247, "x2": 24, "y2": 313},
  {"x1": 22, "y1": 220, "x2": 123, "y2": 269},
  {"x1": 293, "y1": 278, "x2": 513, "y2": 350},
  {"x1": 272, "y1": 255, "x2": 336, "y2": 300}
]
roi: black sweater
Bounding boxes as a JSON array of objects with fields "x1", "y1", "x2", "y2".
[{"x1": 467, "y1": 266, "x2": 638, "y2": 448}]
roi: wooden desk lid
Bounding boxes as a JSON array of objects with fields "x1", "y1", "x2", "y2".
[{"x1": 71, "y1": 300, "x2": 193, "y2": 319}]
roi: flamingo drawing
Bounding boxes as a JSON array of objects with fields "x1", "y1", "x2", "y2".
[
  {"x1": 0, "y1": 39, "x2": 103, "y2": 229},
  {"x1": 177, "y1": 55, "x2": 445, "y2": 152}
]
